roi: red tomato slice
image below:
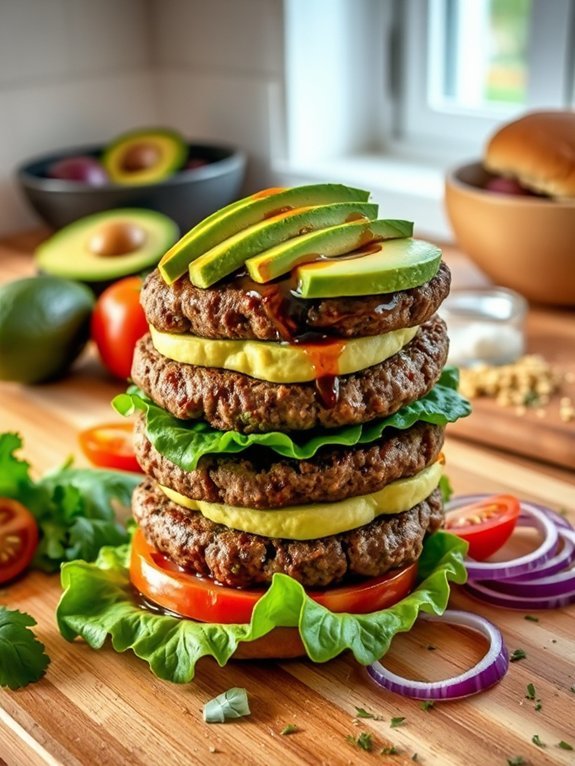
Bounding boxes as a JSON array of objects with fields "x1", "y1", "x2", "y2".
[
  {"x1": 91, "y1": 276, "x2": 148, "y2": 380},
  {"x1": 130, "y1": 528, "x2": 417, "y2": 624},
  {"x1": 0, "y1": 498, "x2": 38, "y2": 583},
  {"x1": 444, "y1": 494, "x2": 521, "y2": 561},
  {"x1": 78, "y1": 423, "x2": 142, "y2": 473}
]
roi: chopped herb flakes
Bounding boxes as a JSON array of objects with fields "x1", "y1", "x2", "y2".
[
  {"x1": 390, "y1": 717, "x2": 406, "y2": 728},
  {"x1": 354, "y1": 706, "x2": 383, "y2": 720},
  {"x1": 507, "y1": 757, "x2": 526, "y2": 766},
  {"x1": 280, "y1": 724, "x2": 298, "y2": 736},
  {"x1": 420, "y1": 701, "x2": 435, "y2": 712},
  {"x1": 346, "y1": 732, "x2": 373, "y2": 751},
  {"x1": 381, "y1": 746, "x2": 399, "y2": 755},
  {"x1": 534, "y1": 701, "x2": 542, "y2": 712},
  {"x1": 411, "y1": 754, "x2": 419, "y2": 762},
  {"x1": 203, "y1": 687, "x2": 250, "y2": 723},
  {"x1": 558, "y1": 741, "x2": 574, "y2": 751},
  {"x1": 524, "y1": 615, "x2": 539, "y2": 623},
  {"x1": 531, "y1": 734, "x2": 545, "y2": 747},
  {"x1": 526, "y1": 683, "x2": 536, "y2": 700},
  {"x1": 510, "y1": 649, "x2": 527, "y2": 662}
]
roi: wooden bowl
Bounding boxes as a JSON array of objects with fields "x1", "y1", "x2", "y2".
[{"x1": 445, "y1": 161, "x2": 575, "y2": 306}]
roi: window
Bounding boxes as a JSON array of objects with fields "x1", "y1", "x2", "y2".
[
  {"x1": 280, "y1": 0, "x2": 575, "y2": 237},
  {"x1": 398, "y1": 0, "x2": 575, "y2": 151}
]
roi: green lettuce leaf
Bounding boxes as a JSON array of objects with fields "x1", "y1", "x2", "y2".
[
  {"x1": 57, "y1": 531, "x2": 467, "y2": 683},
  {"x1": 113, "y1": 367, "x2": 471, "y2": 471},
  {"x1": 0, "y1": 433, "x2": 140, "y2": 572}
]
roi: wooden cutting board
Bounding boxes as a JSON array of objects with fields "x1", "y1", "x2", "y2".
[
  {"x1": 0, "y1": 234, "x2": 575, "y2": 765},
  {"x1": 443, "y1": 255, "x2": 575, "y2": 471}
]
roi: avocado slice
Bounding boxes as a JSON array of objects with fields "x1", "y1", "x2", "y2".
[
  {"x1": 35, "y1": 208, "x2": 179, "y2": 288},
  {"x1": 295, "y1": 238, "x2": 442, "y2": 298},
  {"x1": 245, "y1": 218, "x2": 413, "y2": 283},
  {"x1": 159, "y1": 183, "x2": 371, "y2": 284},
  {"x1": 189, "y1": 202, "x2": 379, "y2": 288},
  {"x1": 103, "y1": 128, "x2": 187, "y2": 185}
]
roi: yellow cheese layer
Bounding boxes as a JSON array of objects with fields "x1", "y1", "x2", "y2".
[
  {"x1": 150, "y1": 324, "x2": 419, "y2": 384},
  {"x1": 160, "y1": 461, "x2": 442, "y2": 540}
]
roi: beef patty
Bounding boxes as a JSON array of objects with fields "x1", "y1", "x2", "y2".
[
  {"x1": 134, "y1": 417, "x2": 444, "y2": 508},
  {"x1": 133, "y1": 478, "x2": 444, "y2": 588},
  {"x1": 141, "y1": 262, "x2": 451, "y2": 341},
  {"x1": 131, "y1": 315, "x2": 449, "y2": 433}
]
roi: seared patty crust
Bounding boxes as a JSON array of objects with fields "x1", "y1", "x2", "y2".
[
  {"x1": 131, "y1": 315, "x2": 448, "y2": 433},
  {"x1": 142, "y1": 262, "x2": 451, "y2": 340},
  {"x1": 134, "y1": 417, "x2": 444, "y2": 508},
  {"x1": 133, "y1": 478, "x2": 443, "y2": 588}
]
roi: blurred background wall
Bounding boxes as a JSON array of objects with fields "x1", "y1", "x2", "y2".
[{"x1": 0, "y1": 0, "x2": 284, "y2": 234}]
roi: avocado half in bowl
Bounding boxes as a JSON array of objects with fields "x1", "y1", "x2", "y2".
[{"x1": 17, "y1": 137, "x2": 246, "y2": 232}]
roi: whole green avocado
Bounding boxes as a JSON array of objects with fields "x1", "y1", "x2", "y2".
[{"x1": 0, "y1": 276, "x2": 95, "y2": 383}]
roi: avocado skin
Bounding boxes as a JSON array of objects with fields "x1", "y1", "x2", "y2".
[
  {"x1": 159, "y1": 183, "x2": 371, "y2": 284},
  {"x1": 103, "y1": 128, "x2": 187, "y2": 185},
  {"x1": 0, "y1": 277, "x2": 95, "y2": 383}
]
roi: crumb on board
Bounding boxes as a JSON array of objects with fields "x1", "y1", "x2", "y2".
[{"x1": 459, "y1": 355, "x2": 573, "y2": 420}]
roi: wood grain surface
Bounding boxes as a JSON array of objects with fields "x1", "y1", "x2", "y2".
[{"x1": 0, "y1": 236, "x2": 574, "y2": 766}]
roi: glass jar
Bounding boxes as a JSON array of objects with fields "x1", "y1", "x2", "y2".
[{"x1": 440, "y1": 287, "x2": 527, "y2": 367}]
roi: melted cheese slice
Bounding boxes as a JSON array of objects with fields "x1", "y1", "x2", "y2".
[
  {"x1": 160, "y1": 461, "x2": 442, "y2": 540},
  {"x1": 150, "y1": 324, "x2": 419, "y2": 383}
]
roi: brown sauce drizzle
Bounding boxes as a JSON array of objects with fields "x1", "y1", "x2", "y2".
[{"x1": 229, "y1": 239, "x2": 387, "y2": 409}]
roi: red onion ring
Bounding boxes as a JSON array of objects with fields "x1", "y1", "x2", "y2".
[
  {"x1": 506, "y1": 527, "x2": 575, "y2": 581},
  {"x1": 465, "y1": 579, "x2": 575, "y2": 610},
  {"x1": 367, "y1": 610, "x2": 508, "y2": 700},
  {"x1": 445, "y1": 497, "x2": 559, "y2": 581}
]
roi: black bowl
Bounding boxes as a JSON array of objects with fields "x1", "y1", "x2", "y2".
[{"x1": 17, "y1": 142, "x2": 247, "y2": 232}]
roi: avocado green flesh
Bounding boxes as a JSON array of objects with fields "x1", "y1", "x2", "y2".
[
  {"x1": 159, "y1": 183, "x2": 371, "y2": 284},
  {"x1": 245, "y1": 218, "x2": 414, "y2": 283},
  {"x1": 35, "y1": 209, "x2": 179, "y2": 283},
  {"x1": 103, "y1": 128, "x2": 187, "y2": 185},
  {"x1": 0, "y1": 276, "x2": 94, "y2": 384},
  {"x1": 295, "y1": 238, "x2": 442, "y2": 298},
  {"x1": 188, "y1": 201, "x2": 379, "y2": 289}
]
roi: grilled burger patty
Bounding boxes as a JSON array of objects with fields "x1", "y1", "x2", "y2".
[
  {"x1": 134, "y1": 418, "x2": 444, "y2": 509},
  {"x1": 133, "y1": 478, "x2": 444, "y2": 588},
  {"x1": 131, "y1": 315, "x2": 449, "y2": 433},
  {"x1": 141, "y1": 263, "x2": 451, "y2": 340}
]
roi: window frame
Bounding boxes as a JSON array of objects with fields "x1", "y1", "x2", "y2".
[{"x1": 397, "y1": 0, "x2": 575, "y2": 153}]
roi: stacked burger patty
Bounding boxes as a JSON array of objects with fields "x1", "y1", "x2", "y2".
[{"x1": 129, "y1": 253, "x2": 452, "y2": 590}]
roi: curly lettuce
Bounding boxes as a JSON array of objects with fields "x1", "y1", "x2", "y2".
[{"x1": 57, "y1": 531, "x2": 467, "y2": 683}]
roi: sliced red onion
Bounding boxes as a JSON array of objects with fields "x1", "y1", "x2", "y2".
[
  {"x1": 506, "y1": 527, "x2": 575, "y2": 581},
  {"x1": 367, "y1": 610, "x2": 508, "y2": 700},
  {"x1": 465, "y1": 579, "x2": 575, "y2": 610},
  {"x1": 446, "y1": 496, "x2": 559, "y2": 581}
]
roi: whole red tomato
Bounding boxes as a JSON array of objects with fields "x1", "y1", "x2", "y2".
[{"x1": 91, "y1": 276, "x2": 148, "y2": 379}]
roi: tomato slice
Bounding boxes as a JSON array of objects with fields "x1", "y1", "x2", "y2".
[
  {"x1": 0, "y1": 498, "x2": 38, "y2": 583},
  {"x1": 130, "y1": 528, "x2": 417, "y2": 624},
  {"x1": 444, "y1": 494, "x2": 521, "y2": 561},
  {"x1": 78, "y1": 423, "x2": 142, "y2": 473}
]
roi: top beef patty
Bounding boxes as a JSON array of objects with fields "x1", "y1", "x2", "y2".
[
  {"x1": 141, "y1": 262, "x2": 451, "y2": 341},
  {"x1": 131, "y1": 315, "x2": 449, "y2": 433}
]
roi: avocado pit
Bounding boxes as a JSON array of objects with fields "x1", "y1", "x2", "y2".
[
  {"x1": 120, "y1": 142, "x2": 162, "y2": 173},
  {"x1": 88, "y1": 221, "x2": 148, "y2": 257}
]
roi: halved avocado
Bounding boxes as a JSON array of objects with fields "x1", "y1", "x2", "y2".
[
  {"x1": 102, "y1": 128, "x2": 187, "y2": 185},
  {"x1": 35, "y1": 208, "x2": 179, "y2": 288},
  {"x1": 189, "y1": 201, "x2": 379, "y2": 288},
  {"x1": 245, "y1": 218, "x2": 413, "y2": 283},
  {"x1": 295, "y1": 238, "x2": 442, "y2": 298},
  {"x1": 159, "y1": 183, "x2": 371, "y2": 284}
]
